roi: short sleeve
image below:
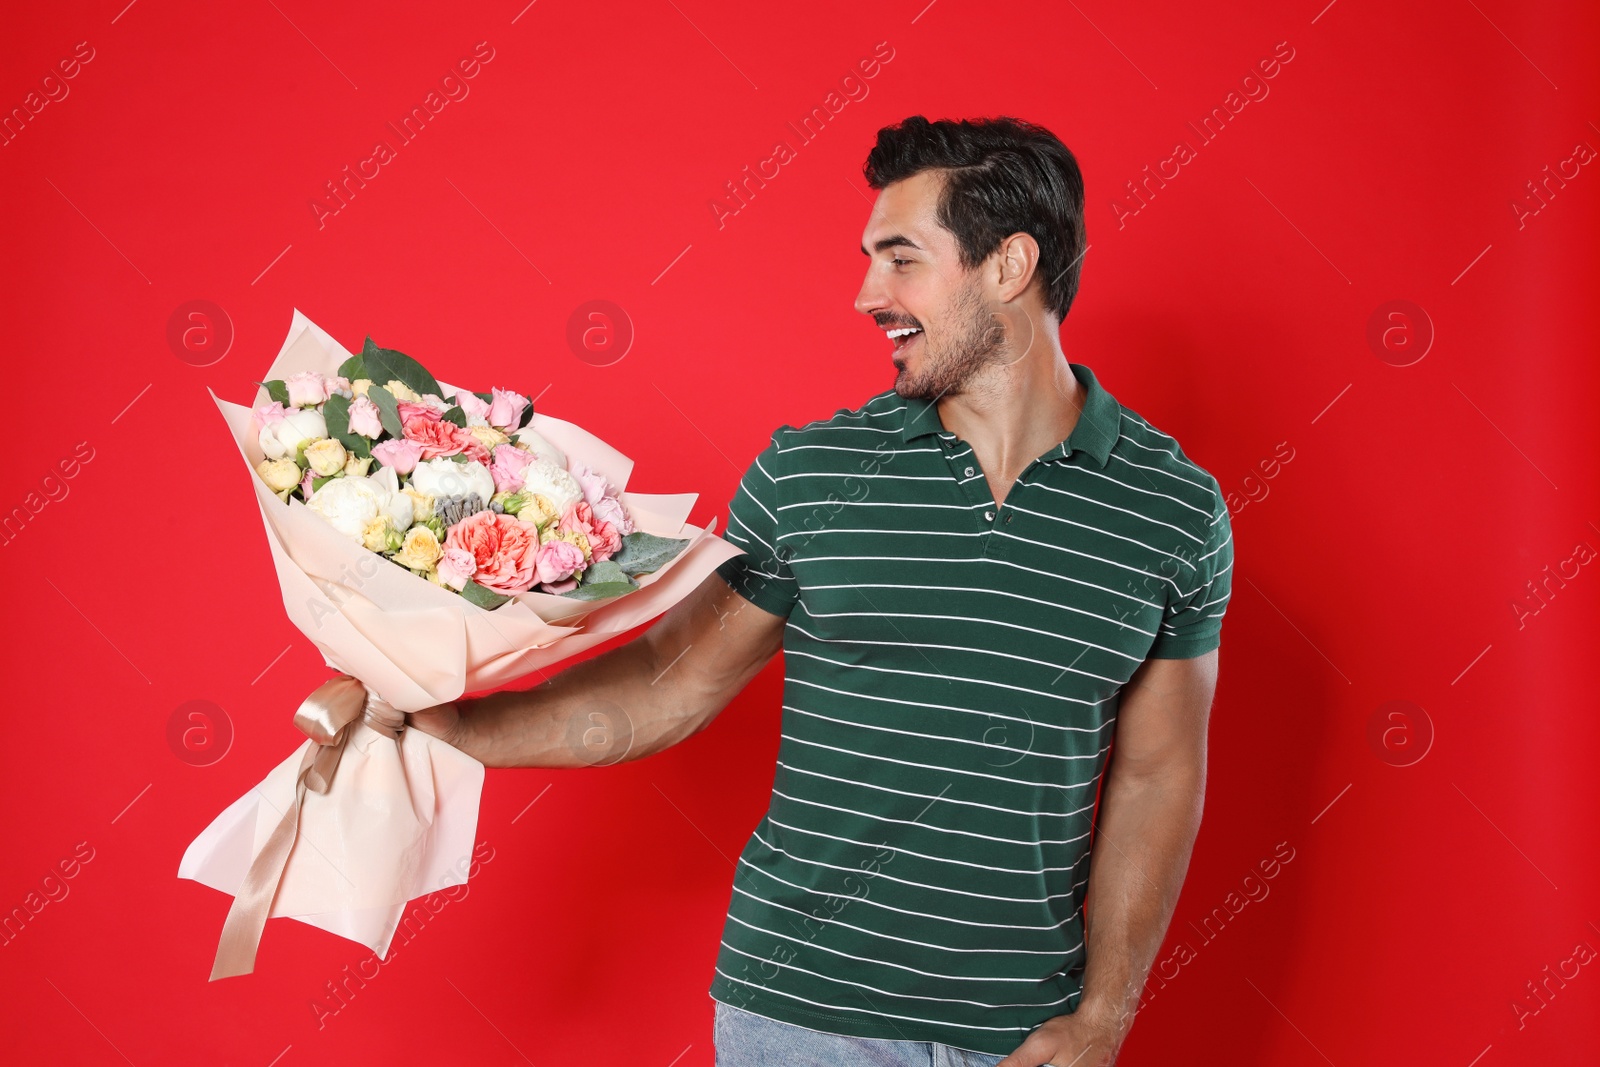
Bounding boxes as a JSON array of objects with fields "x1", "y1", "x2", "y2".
[
  {"x1": 714, "y1": 433, "x2": 800, "y2": 618},
  {"x1": 1146, "y1": 493, "x2": 1233, "y2": 659}
]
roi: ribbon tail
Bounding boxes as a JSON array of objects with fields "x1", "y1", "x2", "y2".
[{"x1": 207, "y1": 744, "x2": 320, "y2": 981}]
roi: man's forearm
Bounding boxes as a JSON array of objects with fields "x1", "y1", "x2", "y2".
[
  {"x1": 446, "y1": 635, "x2": 706, "y2": 769},
  {"x1": 1075, "y1": 763, "x2": 1205, "y2": 1035}
]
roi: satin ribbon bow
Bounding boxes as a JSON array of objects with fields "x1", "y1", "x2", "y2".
[{"x1": 208, "y1": 675, "x2": 405, "y2": 981}]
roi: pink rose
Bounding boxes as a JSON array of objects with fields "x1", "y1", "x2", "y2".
[
  {"x1": 397, "y1": 401, "x2": 442, "y2": 424},
  {"x1": 253, "y1": 400, "x2": 288, "y2": 426},
  {"x1": 327, "y1": 376, "x2": 352, "y2": 398},
  {"x1": 454, "y1": 389, "x2": 491, "y2": 423},
  {"x1": 436, "y1": 547, "x2": 477, "y2": 591},
  {"x1": 347, "y1": 395, "x2": 384, "y2": 438},
  {"x1": 286, "y1": 371, "x2": 330, "y2": 407},
  {"x1": 444, "y1": 511, "x2": 542, "y2": 594},
  {"x1": 534, "y1": 539, "x2": 585, "y2": 588},
  {"x1": 298, "y1": 466, "x2": 317, "y2": 500},
  {"x1": 489, "y1": 443, "x2": 534, "y2": 494},
  {"x1": 589, "y1": 519, "x2": 621, "y2": 562},
  {"x1": 487, "y1": 387, "x2": 530, "y2": 430},
  {"x1": 371, "y1": 438, "x2": 424, "y2": 475}
]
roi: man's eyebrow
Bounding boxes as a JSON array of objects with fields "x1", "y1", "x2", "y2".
[{"x1": 860, "y1": 235, "x2": 923, "y2": 256}]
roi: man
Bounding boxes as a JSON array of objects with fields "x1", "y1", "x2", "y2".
[{"x1": 410, "y1": 115, "x2": 1233, "y2": 1067}]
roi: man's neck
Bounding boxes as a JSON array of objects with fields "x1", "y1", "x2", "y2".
[{"x1": 937, "y1": 354, "x2": 1085, "y2": 482}]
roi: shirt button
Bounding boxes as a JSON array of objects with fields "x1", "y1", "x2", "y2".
[
  {"x1": 964, "y1": 466, "x2": 975, "y2": 477},
  {"x1": 984, "y1": 509, "x2": 994, "y2": 521}
]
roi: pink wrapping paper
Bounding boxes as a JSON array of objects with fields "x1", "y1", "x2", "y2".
[{"x1": 179, "y1": 310, "x2": 743, "y2": 965}]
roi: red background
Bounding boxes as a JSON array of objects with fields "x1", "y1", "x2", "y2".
[{"x1": 3, "y1": 0, "x2": 1597, "y2": 1063}]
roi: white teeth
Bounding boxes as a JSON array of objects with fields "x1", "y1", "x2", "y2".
[{"x1": 886, "y1": 327, "x2": 922, "y2": 339}]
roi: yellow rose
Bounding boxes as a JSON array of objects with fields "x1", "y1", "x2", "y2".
[
  {"x1": 393, "y1": 525, "x2": 443, "y2": 571},
  {"x1": 304, "y1": 437, "x2": 348, "y2": 477},
  {"x1": 402, "y1": 487, "x2": 435, "y2": 520},
  {"x1": 362, "y1": 516, "x2": 402, "y2": 553},
  {"x1": 343, "y1": 453, "x2": 373, "y2": 477},
  {"x1": 469, "y1": 425, "x2": 509, "y2": 452},
  {"x1": 554, "y1": 527, "x2": 592, "y2": 563},
  {"x1": 257, "y1": 458, "x2": 301, "y2": 493},
  {"x1": 350, "y1": 378, "x2": 374, "y2": 397},
  {"x1": 518, "y1": 493, "x2": 560, "y2": 528},
  {"x1": 385, "y1": 379, "x2": 421, "y2": 403}
]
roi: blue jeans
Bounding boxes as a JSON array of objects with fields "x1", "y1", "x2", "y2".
[{"x1": 712, "y1": 998, "x2": 1026, "y2": 1066}]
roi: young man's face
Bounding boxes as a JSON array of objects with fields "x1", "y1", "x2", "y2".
[{"x1": 854, "y1": 169, "x2": 1006, "y2": 401}]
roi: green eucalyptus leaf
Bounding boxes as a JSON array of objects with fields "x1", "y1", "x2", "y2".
[
  {"x1": 559, "y1": 581, "x2": 637, "y2": 601},
  {"x1": 460, "y1": 580, "x2": 511, "y2": 609},
  {"x1": 323, "y1": 393, "x2": 352, "y2": 437},
  {"x1": 441, "y1": 405, "x2": 468, "y2": 428},
  {"x1": 580, "y1": 560, "x2": 631, "y2": 586},
  {"x1": 337, "y1": 354, "x2": 366, "y2": 381},
  {"x1": 259, "y1": 380, "x2": 290, "y2": 406},
  {"x1": 368, "y1": 385, "x2": 404, "y2": 438},
  {"x1": 608, "y1": 532, "x2": 690, "y2": 576},
  {"x1": 362, "y1": 337, "x2": 443, "y2": 400}
]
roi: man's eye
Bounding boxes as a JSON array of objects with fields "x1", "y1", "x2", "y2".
[{"x1": 891, "y1": 257, "x2": 911, "y2": 267}]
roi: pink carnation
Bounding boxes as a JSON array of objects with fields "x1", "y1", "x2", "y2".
[
  {"x1": 535, "y1": 539, "x2": 585, "y2": 590},
  {"x1": 444, "y1": 511, "x2": 542, "y2": 594},
  {"x1": 397, "y1": 400, "x2": 442, "y2": 424},
  {"x1": 403, "y1": 414, "x2": 472, "y2": 461}
]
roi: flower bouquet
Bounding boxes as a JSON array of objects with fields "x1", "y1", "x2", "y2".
[{"x1": 179, "y1": 310, "x2": 742, "y2": 979}]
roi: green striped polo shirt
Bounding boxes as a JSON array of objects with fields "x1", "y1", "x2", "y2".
[{"x1": 706, "y1": 361, "x2": 1234, "y2": 1055}]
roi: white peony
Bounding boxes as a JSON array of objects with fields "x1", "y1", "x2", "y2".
[
  {"x1": 520, "y1": 459, "x2": 584, "y2": 517},
  {"x1": 409, "y1": 457, "x2": 495, "y2": 504},
  {"x1": 258, "y1": 409, "x2": 327, "y2": 460},
  {"x1": 512, "y1": 426, "x2": 567, "y2": 469},
  {"x1": 308, "y1": 466, "x2": 414, "y2": 544}
]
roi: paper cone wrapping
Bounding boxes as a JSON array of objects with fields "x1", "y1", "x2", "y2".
[{"x1": 180, "y1": 310, "x2": 742, "y2": 965}]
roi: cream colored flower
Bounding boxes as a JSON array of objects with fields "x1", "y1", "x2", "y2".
[
  {"x1": 402, "y1": 487, "x2": 435, "y2": 520},
  {"x1": 469, "y1": 424, "x2": 509, "y2": 452},
  {"x1": 350, "y1": 378, "x2": 374, "y2": 397},
  {"x1": 553, "y1": 526, "x2": 592, "y2": 563},
  {"x1": 361, "y1": 516, "x2": 403, "y2": 553},
  {"x1": 385, "y1": 379, "x2": 421, "y2": 403},
  {"x1": 517, "y1": 494, "x2": 560, "y2": 528},
  {"x1": 343, "y1": 453, "x2": 373, "y2": 478},
  {"x1": 257, "y1": 458, "x2": 302, "y2": 493},
  {"x1": 393, "y1": 525, "x2": 443, "y2": 571},
  {"x1": 304, "y1": 437, "x2": 349, "y2": 477}
]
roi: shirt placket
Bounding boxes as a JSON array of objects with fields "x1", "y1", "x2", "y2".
[{"x1": 941, "y1": 434, "x2": 1034, "y2": 562}]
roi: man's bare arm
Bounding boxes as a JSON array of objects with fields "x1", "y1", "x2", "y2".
[
  {"x1": 406, "y1": 571, "x2": 784, "y2": 768},
  {"x1": 1075, "y1": 649, "x2": 1218, "y2": 1047}
]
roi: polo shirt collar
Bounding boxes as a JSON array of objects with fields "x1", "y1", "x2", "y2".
[{"x1": 896, "y1": 362, "x2": 1120, "y2": 468}]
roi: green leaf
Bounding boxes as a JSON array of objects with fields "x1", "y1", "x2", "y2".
[
  {"x1": 337, "y1": 353, "x2": 366, "y2": 381},
  {"x1": 448, "y1": 452, "x2": 469, "y2": 463},
  {"x1": 580, "y1": 560, "x2": 632, "y2": 586},
  {"x1": 441, "y1": 405, "x2": 468, "y2": 428},
  {"x1": 459, "y1": 580, "x2": 511, "y2": 609},
  {"x1": 322, "y1": 393, "x2": 372, "y2": 458},
  {"x1": 473, "y1": 391, "x2": 494, "y2": 407},
  {"x1": 559, "y1": 581, "x2": 638, "y2": 601},
  {"x1": 517, "y1": 398, "x2": 535, "y2": 429},
  {"x1": 323, "y1": 393, "x2": 352, "y2": 436},
  {"x1": 368, "y1": 385, "x2": 404, "y2": 438},
  {"x1": 311, "y1": 473, "x2": 339, "y2": 492},
  {"x1": 362, "y1": 337, "x2": 443, "y2": 401},
  {"x1": 608, "y1": 532, "x2": 690, "y2": 577},
  {"x1": 258, "y1": 380, "x2": 290, "y2": 406}
]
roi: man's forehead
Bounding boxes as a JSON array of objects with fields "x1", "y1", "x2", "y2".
[{"x1": 858, "y1": 179, "x2": 944, "y2": 255}]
